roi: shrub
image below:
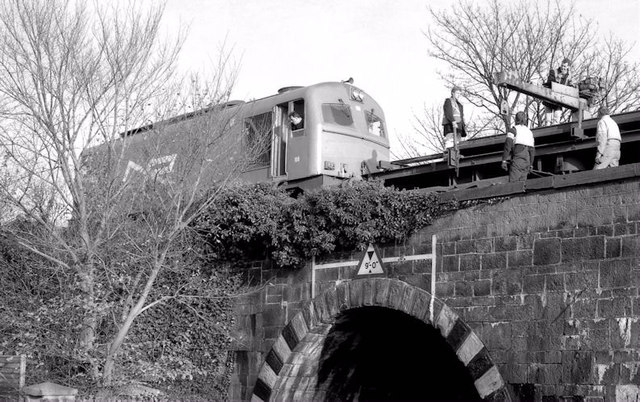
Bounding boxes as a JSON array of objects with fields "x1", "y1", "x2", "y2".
[{"x1": 194, "y1": 180, "x2": 457, "y2": 268}]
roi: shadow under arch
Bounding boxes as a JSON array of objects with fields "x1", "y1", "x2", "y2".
[{"x1": 251, "y1": 278, "x2": 511, "y2": 401}]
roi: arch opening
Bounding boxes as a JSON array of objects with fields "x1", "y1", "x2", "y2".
[
  {"x1": 315, "y1": 306, "x2": 481, "y2": 401},
  {"x1": 255, "y1": 279, "x2": 510, "y2": 401}
]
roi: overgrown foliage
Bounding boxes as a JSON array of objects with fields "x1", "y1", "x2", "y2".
[
  {"x1": 194, "y1": 180, "x2": 458, "y2": 269},
  {"x1": 118, "y1": 248, "x2": 240, "y2": 399},
  {"x1": 0, "y1": 0, "x2": 252, "y2": 396},
  {"x1": 0, "y1": 220, "x2": 240, "y2": 400}
]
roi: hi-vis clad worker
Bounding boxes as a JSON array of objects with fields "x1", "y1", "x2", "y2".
[
  {"x1": 593, "y1": 105, "x2": 621, "y2": 169},
  {"x1": 501, "y1": 111, "x2": 535, "y2": 182}
]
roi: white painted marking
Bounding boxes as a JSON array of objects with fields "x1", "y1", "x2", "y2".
[
  {"x1": 457, "y1": 332, "x2": 484, "y2": 365},
  {"x1": 258, "y1": 363, "x2": 278, "y2": 388},
  {"x1": 122, "y1": 153, "x2": 177, "y2": 183},
  {"x1": 314, "y1": 260, "x2": 358, "y2": 270},
  {"x1": 474, "y1": 365, "x2": 504, "y2": 398}
]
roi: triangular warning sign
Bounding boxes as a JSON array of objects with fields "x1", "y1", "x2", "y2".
[{"x1": 356, "y1": 243, "x2": 385, "y2": 276}]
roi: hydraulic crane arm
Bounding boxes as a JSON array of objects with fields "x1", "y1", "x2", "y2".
[
  {"x1": 493, "y1": 71, "x2": 588, "y2": 139},
  {"x1": 494, "y1": 71, "x2": 588, "y2": 110}
]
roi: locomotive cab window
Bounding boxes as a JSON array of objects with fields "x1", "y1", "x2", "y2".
[
  {"x1": 289, "y1": 99, "x2": 305, "y2": 133},
  {"x1": 365, "y1": 110, "x2": 385, "y2": 138},
  {"x1": 322, "y1": 103, "x2": 353, "y2": 126},
  {"x1": 244, "y1": 112, "x2": 272, "y2": 167}
]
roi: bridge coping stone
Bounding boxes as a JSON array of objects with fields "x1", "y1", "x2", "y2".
[
  {"x1": 475, "y1": 365, "x2": 506, "y2": 398},
  {"x1": 335, "y1": 281, "x2": 349, "y2": 310},
  {"x1": 271, "y1": 336, "x2": 291, "y2": 368},
  {"x1": 386, "y1": 279, "x2": 406, "y2": 310},
  {"x1": 250, "y1": 393, "x2": 263, "y2": 402},
  {"x1": 326, "y1": 284, "x2": 340, "y2": 317},
  {"x1": 348, "y1": 279, "x2": 364, "y2": 307},
  {"x1": 399, "y1": 285, "x2": 416, "y2": 314},
  {"x1": 374, "y1": 277, "x2": 390, "y2": 305},
  {"x1": 436, "y1": 304, "x2": 459, "y2": 338},
  {"x1": 289, "y1": 312, "x2": 308, "y2": 343},
  {"x1": 257, "y1": 363, "x2": 277, "y2": 390},
  {"x1": 409, "y1": 288, "x2": 432, "y2": 323},
  {"x1": 458, "y1": 332, "x2": 485, "y2": 366}
]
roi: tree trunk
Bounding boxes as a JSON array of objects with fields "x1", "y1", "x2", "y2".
[
  {"x1": 77, "y1": 262, "x2": 99, "y2": 379},
  {"x1": 102, "y1": 259, "x2": 164, "y2": 386}
]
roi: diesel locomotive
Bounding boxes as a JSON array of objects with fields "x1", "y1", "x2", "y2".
[{"x1": 102, "y1": 81, "x2": 390, "y2": 191}]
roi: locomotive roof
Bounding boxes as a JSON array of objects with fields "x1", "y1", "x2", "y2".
[{"x1": 119, "y1": 81, "x2": 362, "y2": 138}]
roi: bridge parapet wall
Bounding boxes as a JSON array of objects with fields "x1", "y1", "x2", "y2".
[
  {"x1": 230, "y1": 178, "x2": 640, "y2": 401},
  {"x1": 412, "y1": 179, "x2": 640, "y2": 401}
]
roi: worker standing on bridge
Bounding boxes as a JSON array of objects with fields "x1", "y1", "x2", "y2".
[
  {"x1": 501, "y1": 111, "x2": 535, "y2": 182},
  {"x1": 442, "y1": 86, "x2": 467, "y2": 149},
  {"x1": 594, "y1": 105, "x2": 621, "y2": 169},
  {"x1": 543, "y1": 58, "x2": 573, "y2": 125}
]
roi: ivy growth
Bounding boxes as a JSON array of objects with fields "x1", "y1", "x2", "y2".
[{"x1": 194, "y1": 180, "x2": 458, "y2": 268}]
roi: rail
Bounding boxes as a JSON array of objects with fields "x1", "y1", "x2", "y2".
[{"x1": 373, "y1": 110, "x2": 640, "y2": 190}]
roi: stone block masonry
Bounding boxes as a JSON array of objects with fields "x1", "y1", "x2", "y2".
[
  {"x1": 414, "y1": 179, "x2": 640, "y2": 401},
  {"x1": 230, "y1": 178, "x2": 640, "y2": 401}
]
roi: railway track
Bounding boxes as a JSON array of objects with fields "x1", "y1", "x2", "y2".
[{"x1": 366, "y1": 110, "x2": 640, "y2": 192}]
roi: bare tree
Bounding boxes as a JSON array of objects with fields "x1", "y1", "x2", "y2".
[
  {"x1": 407, "y1": 0, "x2": 640, "y2": 156},
  {"x1": 578, "y1": 35, "x2": 640, "y2": 113},
  {"x1": 0, "y1": 0, "x2": 258, "y2": 389},
  {"x1": 397, "y1": 102, "x2": 502, "y2": 158},
  {"x1": 427, "y1": 0, "x2": 596, "y2": 128},
  {"x1": 395, "y1": 104, "x2": 446, "y2": 157}
]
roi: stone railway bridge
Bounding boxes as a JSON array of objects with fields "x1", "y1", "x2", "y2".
[{"x1": 229, "y1": 165, "x2": 640, "y2": 401}]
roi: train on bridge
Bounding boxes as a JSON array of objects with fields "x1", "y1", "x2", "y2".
[
  {"x1": 101, "y1": 80, "x2": 640, "y2": 193},
  {"x1": 101, "y1": 81, "x2": 390, "y2": 191}
]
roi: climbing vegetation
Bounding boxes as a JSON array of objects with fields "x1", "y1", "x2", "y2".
[{"x1": 194, "y1": 180, "x2": 458, "y2": 268}]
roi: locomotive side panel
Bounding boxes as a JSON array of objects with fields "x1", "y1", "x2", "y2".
[
  {"x1": 104, "y1": 106, "x2": 248, "y2": 192},
  {"x1": 86, "y1": 81, "x2": 392, "y2": 192}
]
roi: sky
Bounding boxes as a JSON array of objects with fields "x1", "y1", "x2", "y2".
[{"x1": 161, "y1": 0, "x2": 640, "y2": 157}]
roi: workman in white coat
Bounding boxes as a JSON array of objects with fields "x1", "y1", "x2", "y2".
[
  {"x1": 593, "y1": 105, "x2": 621, "y2": 169},
  {"x1": 501, "y1": 111, "x2": 535, "y2": 182}
]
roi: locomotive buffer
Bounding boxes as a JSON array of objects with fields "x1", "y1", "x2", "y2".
[{"x1": 493, "y1": 71, "x2": 590, "y2": 140}]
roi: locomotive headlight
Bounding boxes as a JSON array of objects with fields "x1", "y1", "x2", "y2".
[{"x1": 351, "y1": 88, "x2": 365, "y2": 102}]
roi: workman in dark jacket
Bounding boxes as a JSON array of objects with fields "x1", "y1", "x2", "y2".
[
  {"x1": 442, "y1": 86, "x2": 467, "y2": 148},
  {"x1": 501, "y1": 111, "x2": 535, "y2": 182}
]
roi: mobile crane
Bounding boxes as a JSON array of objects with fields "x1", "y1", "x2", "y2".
[
  {"x1": 493, "y1": 70, "x2": 601, "y2": 140},
  {"x1": 445, "y1": 71, "x2": 598, "y2": 175}
]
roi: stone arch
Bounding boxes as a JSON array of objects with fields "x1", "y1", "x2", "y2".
[{"x1": 251, "y1": 278, "x2": 511, "y2": 401}]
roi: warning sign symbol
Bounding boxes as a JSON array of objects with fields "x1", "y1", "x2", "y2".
[{"x1": 356, "y1": 243, "x2": 385, "y2": 276}]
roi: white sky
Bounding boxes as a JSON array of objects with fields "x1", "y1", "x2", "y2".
[{"x1": 162, "y1": 0, "x2": 640, "y2": 157}]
